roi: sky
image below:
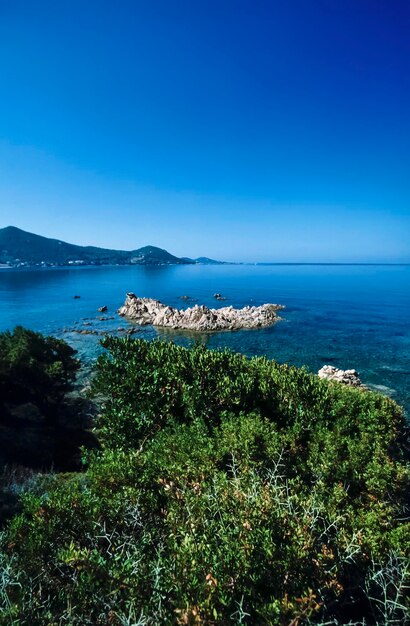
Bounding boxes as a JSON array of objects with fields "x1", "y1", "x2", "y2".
[{"x1": 0, "y1": 0, "x2": 409, "y2": 262}]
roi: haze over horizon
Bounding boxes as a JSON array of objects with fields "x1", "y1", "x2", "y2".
[{"x1": 0, "y1": 1, "x2": 409, "y2": 263}]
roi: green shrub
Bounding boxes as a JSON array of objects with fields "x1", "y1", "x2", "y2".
[
  {"x1": 0, "y1": 338, "x2": 408, "y2": 624},
  {"x1": 0, "y1": 326, "x2": 79, "y2": 420}
]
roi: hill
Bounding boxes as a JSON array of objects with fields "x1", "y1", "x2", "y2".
[
  {"x1": 0, "y1": 226, "x2": 192, "y2": 267},
  {"x1": 181, "y1": 256, "x2": 225, "y2": 264}
]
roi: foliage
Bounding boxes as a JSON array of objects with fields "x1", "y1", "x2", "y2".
[
  {"x1": 0, "y1": 326, "x2": 80, "y2": 419},
  {"x1": 0, "y1": 337, "x2": 409, "y2": 624}
]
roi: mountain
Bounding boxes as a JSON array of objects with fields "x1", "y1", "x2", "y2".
[
  {"x1": 181, "y1": 256, "x2": 225, "y2": 265},
  {"x1": 0, "y1": 226, "x2": 192, "y2": 267},
  {"x1": 128, "y1": 245, "x2": 186, "y2": 265},
  {"x1": 195, "y1": 256, "x2": 225, "y2": 265}
]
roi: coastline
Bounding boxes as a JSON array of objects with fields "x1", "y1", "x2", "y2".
[{"x1": 1, "y1": 263, "x2": 409, "y2": 416}]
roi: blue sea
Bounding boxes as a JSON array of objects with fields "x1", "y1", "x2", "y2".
[{"x1": 1, "y1": 264, "x2": 409, "y2": 416}]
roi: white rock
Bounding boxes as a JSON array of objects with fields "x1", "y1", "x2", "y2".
[
  {"x1": 318, "y1": 365, "x2": 364, "y2": 387},
  {"x1": 118, "y1": 294, "x2": 284, "y2": 331}
]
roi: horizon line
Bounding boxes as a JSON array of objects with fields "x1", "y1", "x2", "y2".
[{"x1": 1, "y1": 226, "x2": 409, "y2": 267}]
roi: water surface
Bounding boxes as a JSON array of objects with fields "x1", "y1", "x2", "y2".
[{"x1": 1, "y1": 264, "x2": 409, "y2": 415}]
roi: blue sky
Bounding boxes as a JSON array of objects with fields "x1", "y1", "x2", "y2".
[{"x1": 0, "y1": 0, "x2": 409, "y2": 262}]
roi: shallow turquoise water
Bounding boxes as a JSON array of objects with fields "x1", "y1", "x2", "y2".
[{"x1": 1, "y1": 264, "x2": 409, "y2": 415}]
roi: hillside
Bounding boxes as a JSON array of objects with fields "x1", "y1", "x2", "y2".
[
  {"x1": 128, "y1": 245, "x2": 186, "y2": 265},
  {"x1": 182, "y1": 256, "x2": 226, "y2": 264},
  {"x1": 0, "y1": 226, "x2": 193, "y2": 267}
]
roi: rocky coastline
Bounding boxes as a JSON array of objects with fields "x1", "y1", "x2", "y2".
[{"x1": 118, "y1": 293, "x2": 284, "y2": 331}]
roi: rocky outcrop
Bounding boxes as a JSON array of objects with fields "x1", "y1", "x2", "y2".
[
  {"x1": 318, "y1": 365, "x2": 364, "y2": 387},
  {"x1": 118, "y1": 293, "x2": 284, "y2": 331}
]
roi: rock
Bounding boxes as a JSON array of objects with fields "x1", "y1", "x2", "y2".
[
  {"x1": 98, "y1": 305, "x2": 108, "y2": 312},
  {"x1": 318, "y1": 365, "x2": 364, "y2": 387},
  {"x1": 179, "y1": 295, "x2": 198, "y2": 303},
  {"x1": 126, "y1": 327, "x2": 140, "y2": 335},
  {"x1": 118, "y1": 294, "x2": 284, "y2": 331},
  {"x1": 213, "y1": 293, "x2": 226, "y2": 300}
]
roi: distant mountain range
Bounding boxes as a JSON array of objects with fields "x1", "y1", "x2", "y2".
[{"x1": 0, "y1": 227, "x2": 224, "y2": 268}]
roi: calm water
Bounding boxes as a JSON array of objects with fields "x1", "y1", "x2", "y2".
[{"x1": 1, "y1": 264, "x2": 409, "y2": 415}]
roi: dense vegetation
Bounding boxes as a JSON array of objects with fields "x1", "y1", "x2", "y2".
[
  {"x1": 0, "y1": 326, "x2": 79, "y2": 421},
  {"x1": 0, "y1": 336, "x2": 409, "y2": 625},
  {"x1": 0, "y1": 326, "x2": 100, "y2": 510},
  {"x1": 0, "y1": 327, "x2": 84, "y2": 521}
]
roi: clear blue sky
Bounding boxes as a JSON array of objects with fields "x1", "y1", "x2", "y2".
[{"x1": 0, "y1": 0, "x2": 409, "y2": 262}]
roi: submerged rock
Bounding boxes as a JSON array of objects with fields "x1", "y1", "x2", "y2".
[
  {"x1": 318, "y1": 365, "x2": 364, "y2": 387},
  {"x1": 179, "y1": 295, "x2": 199, "y2": 303},
  {"x1": 118, "y1": 293, "x2": 284, "y2": 331},
  {"x1": 126, "y1": 327, "x2": 140, "y2": 335}
]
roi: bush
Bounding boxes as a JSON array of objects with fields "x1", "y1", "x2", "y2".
[
  {"x1": 0, "y1": 326, "x2": 80, "y2": 420},
  {"x1": 0, "y1": 338, "x2": 408, "y2": 624}
]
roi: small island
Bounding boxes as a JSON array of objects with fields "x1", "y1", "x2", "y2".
[{"x1": 118, "y1": 293, "x2": 284, "y2": 330}]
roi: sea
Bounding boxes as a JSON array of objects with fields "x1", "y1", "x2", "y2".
[{"x1": 1, "y1": 264, "x2": 409, "y2": 416}]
